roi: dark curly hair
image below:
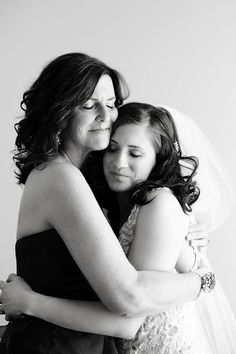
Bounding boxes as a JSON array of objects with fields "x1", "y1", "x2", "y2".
[
  {"x1": 84, "y1": 102, "x2": 200, "y2": 214},
  {"x1": 13, "y1": 52, "x2": 129, "y2": 184}
]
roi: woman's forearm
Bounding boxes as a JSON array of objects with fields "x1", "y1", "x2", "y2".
[
  {"x1": 19, "y1": 271, "x2": 201, "y2": 326},
  {"x1": 1, "y1": 269, "x2": 201, "y2": 328},
  {"x1": 131, "y1": 270, "x2": 201, "y2": 316},
  {"x1": 26, "y1": 293, "x2": 144, "y2": 339}
]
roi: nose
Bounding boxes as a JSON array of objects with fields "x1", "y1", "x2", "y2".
[
  {"x1": 113, "y1": 152, "x2": 129, "y2": 170},
  {"x1": 96, "y1": 105, "x2": 111, "y2": 123}
]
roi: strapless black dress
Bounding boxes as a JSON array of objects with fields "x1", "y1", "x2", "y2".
[{"x1": 0, "y1": 229, "x2": 118, "y2": 353}]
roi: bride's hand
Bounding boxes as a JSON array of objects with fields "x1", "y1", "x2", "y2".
[
  {"x1": 186, "y1": 221, "x2": 209, "y2": 254},
  {"x1": 0, "y1": 274, "x2": 33, "y2": 320}
]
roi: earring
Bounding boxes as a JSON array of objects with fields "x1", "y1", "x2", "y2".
[
  {"x1": 174, "y1": 141, "x2": 180, "y2": 153},
  {"x1": 56, "y1": 130, "x2": 62, "y2": 146}
]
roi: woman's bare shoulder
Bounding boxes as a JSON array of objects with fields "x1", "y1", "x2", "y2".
[
  {"x1": 28, "y1": 161, "x2": 87, "y2": 193},
  {"x1": 22, "y1": 161, "x2": 90, "y2": 217},
  {"x1": 146, "y1": 187, "x2": 176, "y2": 205},
  {"x1": 18, "y1": 162, "x2": 88, "y2": 236},
  {"x1": 144, "y1": 187, "x2": 188, "y2": 223},
  {"x1": 41, "y1": 160, "x2": 83, "y2": 179}
]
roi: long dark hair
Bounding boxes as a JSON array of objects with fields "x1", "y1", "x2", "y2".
[
  {"x1": 85, "y1": 102, "x2": 200, "y2": 214},
  {"x1": 13, "y1": 52, "x2": 129, "y2": 184}
]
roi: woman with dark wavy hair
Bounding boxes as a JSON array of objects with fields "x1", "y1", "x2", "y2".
[
  {"x1": 13, "y1": 52, "x2": 128, "y2": 185},
  {"x1": 0, "y1": 55, "x2": 213, "y2": 354},
  {"x1": 102, "y1": 103, "x2": 206, "y2": 352}
]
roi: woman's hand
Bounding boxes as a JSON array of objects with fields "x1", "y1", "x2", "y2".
[
  {"x1": 0, "y1": 274, "x2": 33, "y2": 320},
  {"x1": 176, "y1": 220, "x2": 210, "y2": 273},
  {"x1": 186, "y1": 220, "x2": 209, "y2": 254}
]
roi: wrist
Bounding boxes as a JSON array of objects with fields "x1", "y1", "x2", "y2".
[{"x1": 24, "y1": 290, "x2": 38, "y2": 316}]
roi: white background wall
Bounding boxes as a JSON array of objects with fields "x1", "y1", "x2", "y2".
[{"x1": 0, "y1": 0, "x2": 235, "y2": 326}]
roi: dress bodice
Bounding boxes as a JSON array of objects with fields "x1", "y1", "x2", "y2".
[
  {"x1": 1, "y1": 229, "x2": 118, "y2": 354},
  {"x1": 16, "y1": 229, "x2": 99, "y2": 300}
]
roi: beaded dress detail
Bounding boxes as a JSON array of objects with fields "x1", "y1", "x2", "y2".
[{"x1": 118, "y1": 204, "x2": 208, "y2": 354}]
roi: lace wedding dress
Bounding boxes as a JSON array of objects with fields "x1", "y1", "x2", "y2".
[{"x1": 117, "y1": 204, "x2": 236, "y2": 354}]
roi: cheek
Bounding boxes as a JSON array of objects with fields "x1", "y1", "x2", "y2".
[
  {"x1": 70, "y1": 119, "x2": 86, "y2": 136},
  {"x1": 141, "y1": 159, "x2": 155, "y2": 179},
  {"x1": 111, "y1": 108, "x2": 118, "y2": 123},
  {"x1": 76, "y1": 128, "x2": 87, "y2": 142}
]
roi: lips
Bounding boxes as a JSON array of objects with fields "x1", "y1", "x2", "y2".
[
  {"x1": 90, "y1": 127, "x2": 110, "y2": 132},
  {"x1": 110, "y1": 172, "x2": 129, "y2": 178}
]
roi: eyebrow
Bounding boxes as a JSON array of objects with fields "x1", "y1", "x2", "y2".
[
  {"x1": 88, "y1": 96, "x2": 116, "y2": 102},
  {"x1": 111, "y1": 139, "x2": 144, "y2": 150}
]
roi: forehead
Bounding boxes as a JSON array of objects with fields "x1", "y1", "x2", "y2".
[
  {"x1": 112, "y1": 123, "x2": 155, "y2": 148},
  {"x1": 90, "y1": 74, "x2": 115, "y2": 99}
]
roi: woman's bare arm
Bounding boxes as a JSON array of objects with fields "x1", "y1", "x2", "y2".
[
  {"x1": 44, "y1": 165, "x2": 201, "y2": 316},
  {"x1": 30, "y1": 297, "x2": 145, "y2": 339},
  {"x1": 0, "y1": 181, "x2": 203, "y2": 337},
  {"x1": 0, "y1": 274, "x2": 144, "y2": 339},
  {"x1": 0, "y1": 165, "x2": 201, "y2": 330},
  {"x1": 36, "y1": 187, "x2": 199, "y2": 337},
  {"x1": 127, "y1": 189, "x2": 198, "y2": 290}
]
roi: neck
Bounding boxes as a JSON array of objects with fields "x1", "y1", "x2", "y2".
[
  {"x1": 116, "y1": 191, "x2": 133, "y2": 227},
  {"x1": 60, "y1": 145, "x2": 91, "y2": 169}
]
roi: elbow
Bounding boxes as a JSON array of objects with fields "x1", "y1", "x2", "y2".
[{"x1": 104, "y1": 283, "x2": 146, "y2": 317}]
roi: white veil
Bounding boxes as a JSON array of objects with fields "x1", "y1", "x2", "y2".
[
  {"x1": 163, "y1": 106, "x2": 236, "y2": 353},
  {"x1": 164, "y1": 106, "x2": 234, "y2": 232}
]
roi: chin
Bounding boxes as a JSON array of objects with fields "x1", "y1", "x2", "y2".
[
  {"x1": 94, "y1": 138, "x2": 110, "y2": 151},
  {"x1": 108, "y1": 183, "x2": 130, "y2": 193},
  {"x1": 97, "y1": 144, "x2": 109, "y2": 151}
]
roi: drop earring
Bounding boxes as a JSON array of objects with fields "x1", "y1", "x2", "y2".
[{"x1": 56, "y1": 130, "x2": 62, "y2": 146}]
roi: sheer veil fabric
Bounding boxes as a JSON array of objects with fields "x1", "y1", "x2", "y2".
[
  {"x1": 164, "y1": 106, "x2": 234, "y2": 232},
  {"x1": 164, "y1": 106, "x2": 236, "y2": 353}
]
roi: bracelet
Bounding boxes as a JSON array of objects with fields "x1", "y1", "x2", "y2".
[{"x1": 194, "y1": 270, "x2": 216, "y2": 297}]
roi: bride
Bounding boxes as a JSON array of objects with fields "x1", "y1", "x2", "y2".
[{"x1": 0, "y1": 103, "x2": 235, "y2": 353}]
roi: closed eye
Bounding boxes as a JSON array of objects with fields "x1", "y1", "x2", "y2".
[
  {"x1": 130, "y1": 152, "x2": 142, "y2": 158},
  {"x1": 83, "y1": 105, "x2": 95, "y2": 110},
  {"x1": 83, "y1": 103, "x2": 115, "y2": 110}
]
